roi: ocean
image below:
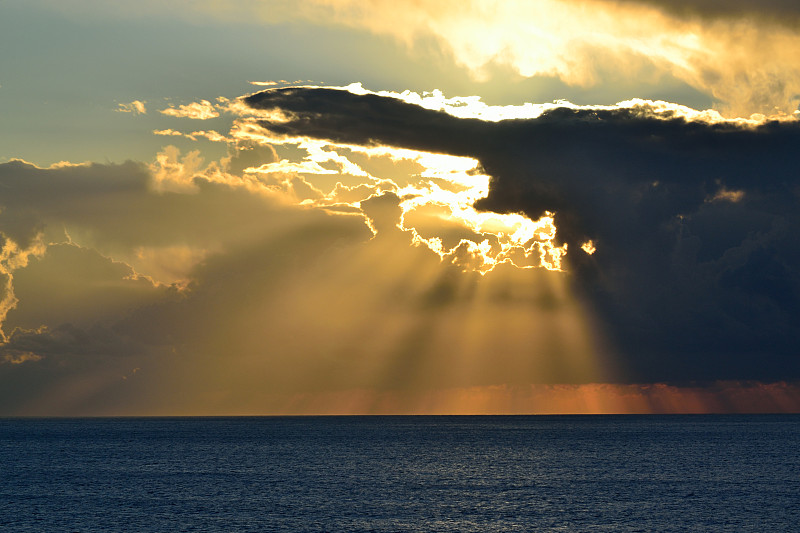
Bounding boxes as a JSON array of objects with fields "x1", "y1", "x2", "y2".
[{"x1": 2, "y1": 415, "x2": 798, "y2": 532}]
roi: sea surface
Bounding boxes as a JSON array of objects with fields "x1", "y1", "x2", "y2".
[{"x1": 1, "y1": 415, "x2": 798, "y2": 532}]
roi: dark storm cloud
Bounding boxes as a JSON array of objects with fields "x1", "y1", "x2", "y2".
[
  {"x1": 245, "y1": 88, "x2": 468, "y2": 152},
  {"x1": 245, "y1": 87, "x2": 800, "y2": 383},
  {"x1": 610, "y1": 0, "x2": 800, "y2": 25}
]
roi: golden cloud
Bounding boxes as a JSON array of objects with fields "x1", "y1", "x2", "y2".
[
  {"x1": 300, "y1": 0, "x2": 800, "y2": 117},
  {"x1": 116, "y1": 100, "x2": 147, "y2": 114},
  {"x1": 233, "y1": 118, "x2": 567, "y2": 273},
  {"x1": 160, "y1": 100, "x2": 220, "y2": 120}
]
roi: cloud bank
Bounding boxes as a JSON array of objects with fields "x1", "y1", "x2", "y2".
[
  {"x1": 0, "y1": 150, "x2": 608, "y2": 414},
  {"x1": 2, "y1": 83, "x2": 799, "y2": 414},
  {"x1": 242, "y1": 86, "x2": 800, "y2": 384}
]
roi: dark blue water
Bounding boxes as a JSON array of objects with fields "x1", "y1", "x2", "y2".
[{"x1": 1, "y1": 415, "x2": 798, "y2": 532}]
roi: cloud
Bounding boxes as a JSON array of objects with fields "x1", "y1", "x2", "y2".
[
  {"x1": 116, "y1": 100, "x2": 147, "y2": 114},
  {"x1": 1, "y1": 350, "x2": 42, "y2": 365},
  {"x1": 5, "y1": 242, "x2": 160, "y2": 332},
  {"x1": 188, "y1": 130, "x2": 227, "y2": 142},
  {"x1": 0, "y1": 240, "x2": 171, "y2": 414},
  {"x1": 241, "y1": 86, "x2": 800, "y2": 384},
  {"x1": 221, "y1": 140, "x2": 279, "y2": 176},
  {"x1": 0, "y1": 147, "x2": 616, "y2": 414},
  {"x1": 0, "y1": 155, "x2": 317, "y2": 285},
  {"x1": 160, "y1": 100, "x2": 220, "y2": 120},
  {"x1": 153, "y1": 129, "x2": 227, "y2": 142},
  {"x1": 234, "y1": 91, "x2": 571, "y2": 272},
  {"x1": 0, "y1": 152, "x2": 367, "y2": 413},
  {"x1": 289, "y1": 0, "x2": 800, "y2": 117},
  {"x1": 0, "y1": 235, "x2": 46, "y2": 342},
  {"x1": 153, "y1": 128, "x2": 183, "y2": 136},
  {"x1": 3, "y1": 83, "x2": 799, "y2": 414},
  {"x1": 609, "y1": 0, "x2": 800, "y2": 25},
  {"x1": 33, "y1": 0, "x2": 800, "y2": 116}
]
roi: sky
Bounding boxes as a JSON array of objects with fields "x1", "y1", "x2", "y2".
[{"x1": 1, "y1": 0, "x2": 799, "y2": 415}]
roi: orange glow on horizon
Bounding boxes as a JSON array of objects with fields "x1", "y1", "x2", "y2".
[{"x1": 266, "y1": 381, "x2": 800, "y2": 416}]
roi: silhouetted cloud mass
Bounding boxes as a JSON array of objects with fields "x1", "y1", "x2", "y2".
[{"x1": 246, "y1": 87, "x2": 800, "y2": 383}]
